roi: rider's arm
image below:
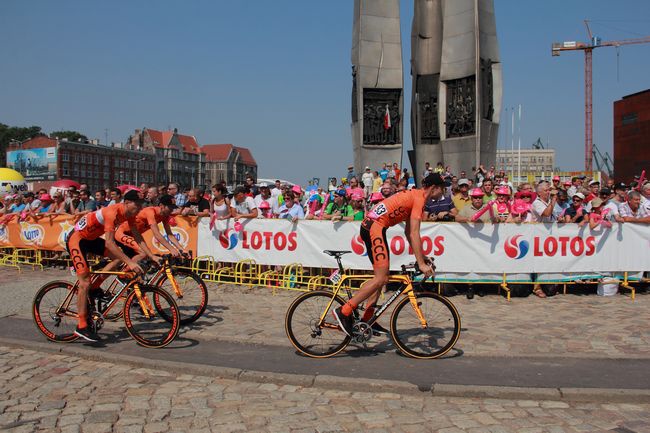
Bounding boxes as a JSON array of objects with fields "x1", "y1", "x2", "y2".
[
  {"x1": 129, "y1": 224, "x2": 159, "y2": 262},
  {"x1": 149, "y1": 221, "x2": 180, "y2": 255},
  {"x1": 405, "y1": 217, "x2": 427, "y2": 268}
]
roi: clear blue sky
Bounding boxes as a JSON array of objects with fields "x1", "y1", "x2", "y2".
[{"x1": 2, "y1": 0, "x2": 649, "y2": 185}]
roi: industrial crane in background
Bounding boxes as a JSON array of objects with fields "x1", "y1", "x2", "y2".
[{"x1": 552, "y1": 20, "x2": 650, "y2": 172}]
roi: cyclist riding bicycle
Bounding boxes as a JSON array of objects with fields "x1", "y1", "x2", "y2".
[
  {"x1": 114, "y1": 194, "x2": 185, "y2": 260},
  {"x1": 66, "y1": 189, "x2": 159, "y2": 342},
  {"x1": 332, "y1": 172, "x2": 444, "y2": 337}
]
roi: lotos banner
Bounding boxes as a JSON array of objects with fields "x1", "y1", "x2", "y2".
[
  {"x1": 199, "y1": 219, "x2": 650, "y2": 273},
  {"x1": 0, "y1": 214, "x2": 198, "y2": 255}
]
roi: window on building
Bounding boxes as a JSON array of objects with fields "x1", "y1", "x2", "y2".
[
  {"x1": 622, "y1": 113, "x2": 637, "y2": 125},
  {"x1": 73, "y1": 154, "x2": 79, "y2": 163},
  {"x1": 63, "y1": 168, "x2": 69, "y2": 176},
  {"x1": 62, "y1": 153, "x2": 69, "y2": 162}
]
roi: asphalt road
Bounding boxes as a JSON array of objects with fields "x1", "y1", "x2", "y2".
[{"x1": 4, "y1": 316, "x2": 649, "y2": 391}]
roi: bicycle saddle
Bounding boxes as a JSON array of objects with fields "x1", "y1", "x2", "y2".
[{"x1": 323, "y1": 250, "x2": 352, "y2": 258}]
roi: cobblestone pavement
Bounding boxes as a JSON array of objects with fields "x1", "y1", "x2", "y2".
[
  {"x1": 2, "y1": 346, "x2": 650, "y2": 433},
  {"x1": 4, "y1": 268, "x2": 650, "y2": 360}
]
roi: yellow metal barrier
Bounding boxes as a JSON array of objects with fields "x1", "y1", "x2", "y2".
[
  {"x1": 0, "y1": 248, "x2": 20, "y2": 271},
  {"x1": 14, "y1": 248, "x2": 43, "y2": 271}
]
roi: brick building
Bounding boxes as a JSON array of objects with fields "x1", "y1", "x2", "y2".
[
  {"x1": 6, "y1": 136, "x2": 155, "y2": 192},
  {"x1": 614, "y1": 89, "x2": 650, "y2": 181},
  {"x1": 127, "y1": 128, "x2": 205, "y2": 189},
  {"x1": 202, "y1": 144, "x2": 257, "y2": 187}
]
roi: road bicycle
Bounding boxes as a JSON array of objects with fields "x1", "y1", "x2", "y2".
[
  {"x1": 94, "y1": 254, "x2": 208, "y2": 325},
  {"x1": 33, "y1": 263, "x2": 180, "y2": 348},
  {"x1": 285, "y1": 250, "x2": 461, "y2": 359}
]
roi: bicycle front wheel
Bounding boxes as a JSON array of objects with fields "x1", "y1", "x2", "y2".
[
  {"x1": 285, "y1": 290, "x2": 351, "y2": 358},
  {"x1": 154, "y1": 269, "x2": 208, "y2": 325},
  {"x1": 123, "y1": 285, "x2": 180, "y2": 348},
  {"x1": 390, "y1": 292, "x2": 461, "y2": 359},
  {"x1": 32, "y1": 281, "x2": 79, "y2": 342}
]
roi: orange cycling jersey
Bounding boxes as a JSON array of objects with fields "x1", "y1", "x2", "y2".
[
  {"x1": 366, "y1": 189, "x2": 427, "y2": 227},
  {"x1": 117, "y1": 207, "x2": 169, "y2": 236},
  {"x1": 74, "y1": 203, "x2": 136, "y2": 240}
]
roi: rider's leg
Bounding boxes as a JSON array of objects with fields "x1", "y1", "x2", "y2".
[
  {"x1": 342, "y1": 266, "x2": 390, "y2": 316},
  {"x1": 76, "y1": 272, "x2": 91, "y2": 329}
]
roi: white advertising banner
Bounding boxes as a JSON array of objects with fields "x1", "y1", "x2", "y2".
[{"x1": 197, "y1": 219, "x2": 650, "y2": 273}]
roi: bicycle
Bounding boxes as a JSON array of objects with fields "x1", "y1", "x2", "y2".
[
  {"x1": 93, "y1": 254, "x2": 208, "y2": 325},
  {"x1": 285, "y1": 250, "x2": 461, "y2": 359},
  {"x1": 32, "y1": 263, "x2": 181, "y2": 348}
]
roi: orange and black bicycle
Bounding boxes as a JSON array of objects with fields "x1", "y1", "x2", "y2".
[
  {"x1": 285, "y1": 250, "x2": 461, "y2": 359},
  {"x1": 33, "y1": 263, "x2": 180, "y2": 348},
  {"x1": 90, "y1": 254, "x2": 208, "y2": 325}
]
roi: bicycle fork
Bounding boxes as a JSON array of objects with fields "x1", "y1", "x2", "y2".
[
  {"x1": 165, "y1": 268, "x2": 184, "y2": 299},
  {"x1": 407, "y1": 290, "x2": 429, "y2": 328},
  {"x1": 134, "y1": 286, "x2": 154, "y2": 319}
]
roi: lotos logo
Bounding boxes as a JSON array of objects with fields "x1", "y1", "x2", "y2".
[
  {"x1": 350, "y1": 234, "x2": 445, "y2": 257},
  {"x1": 504, "y1": 235, "x2": 529, "y2": 259},
  {"x1": 219, "y1": 229, "x2": 298, "y2": 252},
  {"x1": 19, "y1": 222, "x2": 45, "y2": 246},
  {"x1": 153, "y1": 224, "x2": 189, "y2": 252},
  {"x1": 350, "y1": 235, "x2": 367, "y2": 256},
  {"x1": 219, "y1": 229, "x2": 238, "y2": 250}
]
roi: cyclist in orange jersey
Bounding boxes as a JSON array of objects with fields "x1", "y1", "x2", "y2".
[
  {"x1": 66, "y1": 190, "x2": 158, "y2": 342},
  {"x1": 333, "y1": 173, "x2": 444, "y2": 337},
  {"x1": 114, "y1": 194, "x2": 185, "y2": 261}
]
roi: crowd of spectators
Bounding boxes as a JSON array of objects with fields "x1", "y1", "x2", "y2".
[{"x1": 2, "y1": 163, "x2": 649, "y2": 230}]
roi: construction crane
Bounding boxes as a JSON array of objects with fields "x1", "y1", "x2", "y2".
[
  {"x1": 532, "y1": 137, "x2": 545, "y2": 150},
  {"x1": 592, "y1": 143, "x2": 613, "y2": 178},
  {"x1": 551, "y1": 20, "x2": 650, "y2": 172}
]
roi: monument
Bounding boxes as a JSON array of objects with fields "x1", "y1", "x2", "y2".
[{"x1": 352, "y1": 0, "x2": 501, "y2": 181}]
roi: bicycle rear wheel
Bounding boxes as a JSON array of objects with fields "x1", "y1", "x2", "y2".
[
  {"x1": 285, "y1": 290, "x2": 351, "y2": 358},
  {"x1": 390, "y1": 292, "x2": 461, "y2": 359},
  {"x1": 154, "y1": 269, "x2": 208, "y2": 325},
  {"x1": 32, "y1": 281, "x2": 79, "y2": 342},
  {"x1": 123, "y1": 285, "x2": 180, "y2": 348}
]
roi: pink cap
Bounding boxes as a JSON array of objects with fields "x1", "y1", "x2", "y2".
[
  {"x1": 469, "y1": 188, "x2": 484, "y2": 198},
  {"x1": 291, "y1": 185, "x2": 302, "y2": 194},
  {"x1": 511, "y1": 199, "x2": 531, "y2": 215},
  {"x1": 351, "y1": 192, "x2": 364, "y2": 201},
  {"x1": 39, "y1": 193, "x2": 53, "y2": 202},
  {"x1": 553, "y1": 176, "x2": 560, "y2": 181},
  {"x1": 258, "y1": 201, "x2": 270, "y2": 209},
  {"x1": 234, "y1": 221, "x2": 243, "y2": 232},
  {"x1": 370, "y1": 192, "x2": 383, "y2": 202},
  {"x1": 495, "y1": 186, "x2": 510, "y2": 196}
]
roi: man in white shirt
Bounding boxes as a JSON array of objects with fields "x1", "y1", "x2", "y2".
[
  {"x1": 270, "y1": 180, "x2": 282, "y2": 198},
  {"x1": 230, "y1": 186, "x2": 258, "y2": 219},
  {"x1": 253, "y1": 183, "x2": 273, "y2": 218},
  {"x1": 531, "y1": 181, "x2": 557, "y2": 222},
  {"x1": 361, "y1": 166, "x2": 374, "y2": 198}
]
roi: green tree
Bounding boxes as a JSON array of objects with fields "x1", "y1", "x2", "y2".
[{"x1": 49, "y1": 130, "x2": 87, "y2": 142}]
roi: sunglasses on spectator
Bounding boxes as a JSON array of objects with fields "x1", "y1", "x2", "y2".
[{"x1": 573, "y1": 198, "x2": 583, "y2": 202}]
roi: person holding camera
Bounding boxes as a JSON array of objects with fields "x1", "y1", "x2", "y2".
[{"x1": 531, "y1": 180, "x2": 557, "y2": 223}]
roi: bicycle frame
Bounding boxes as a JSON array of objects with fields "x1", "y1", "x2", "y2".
[
  {"x1": 59, "y1": 270, "x2": 151, "y2": 320},
  {"x1": 102, "y1": 258, "x2": 184, "y2": 299},
  {"x1": 318, "y1": 268, "x2": 429, "y2": 331}
]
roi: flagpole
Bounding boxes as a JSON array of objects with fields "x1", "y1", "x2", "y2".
[
  {"x1": 517, "y1": 104, "x2": 522, "y2": 184},
  {"x1": 510, "y1": 106, "x2": 515, "y2": 182}
]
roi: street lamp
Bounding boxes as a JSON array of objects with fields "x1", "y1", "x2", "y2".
[{"x1": 127, "y1": 157, "x2": 146, "y2": 185}]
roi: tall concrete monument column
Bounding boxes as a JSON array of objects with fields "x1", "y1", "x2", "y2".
[
  {"x1": 351, "y1": 0, "x2": 404, "y2": 174},
  {"x1": 410, "y1": 0, "x2": 502, "y2": 180}
]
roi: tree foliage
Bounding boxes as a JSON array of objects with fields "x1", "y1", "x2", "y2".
[{"x1": 49, "y1": 130, "x2": 87, "y2": 142}]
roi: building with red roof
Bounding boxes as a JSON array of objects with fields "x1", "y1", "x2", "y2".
[
  {"x1": 128, "y1": 128, "x2": 205, "y2": 188},
  {"x1": 202, "y1": 144, "x2": 257, "y2": 186}
]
